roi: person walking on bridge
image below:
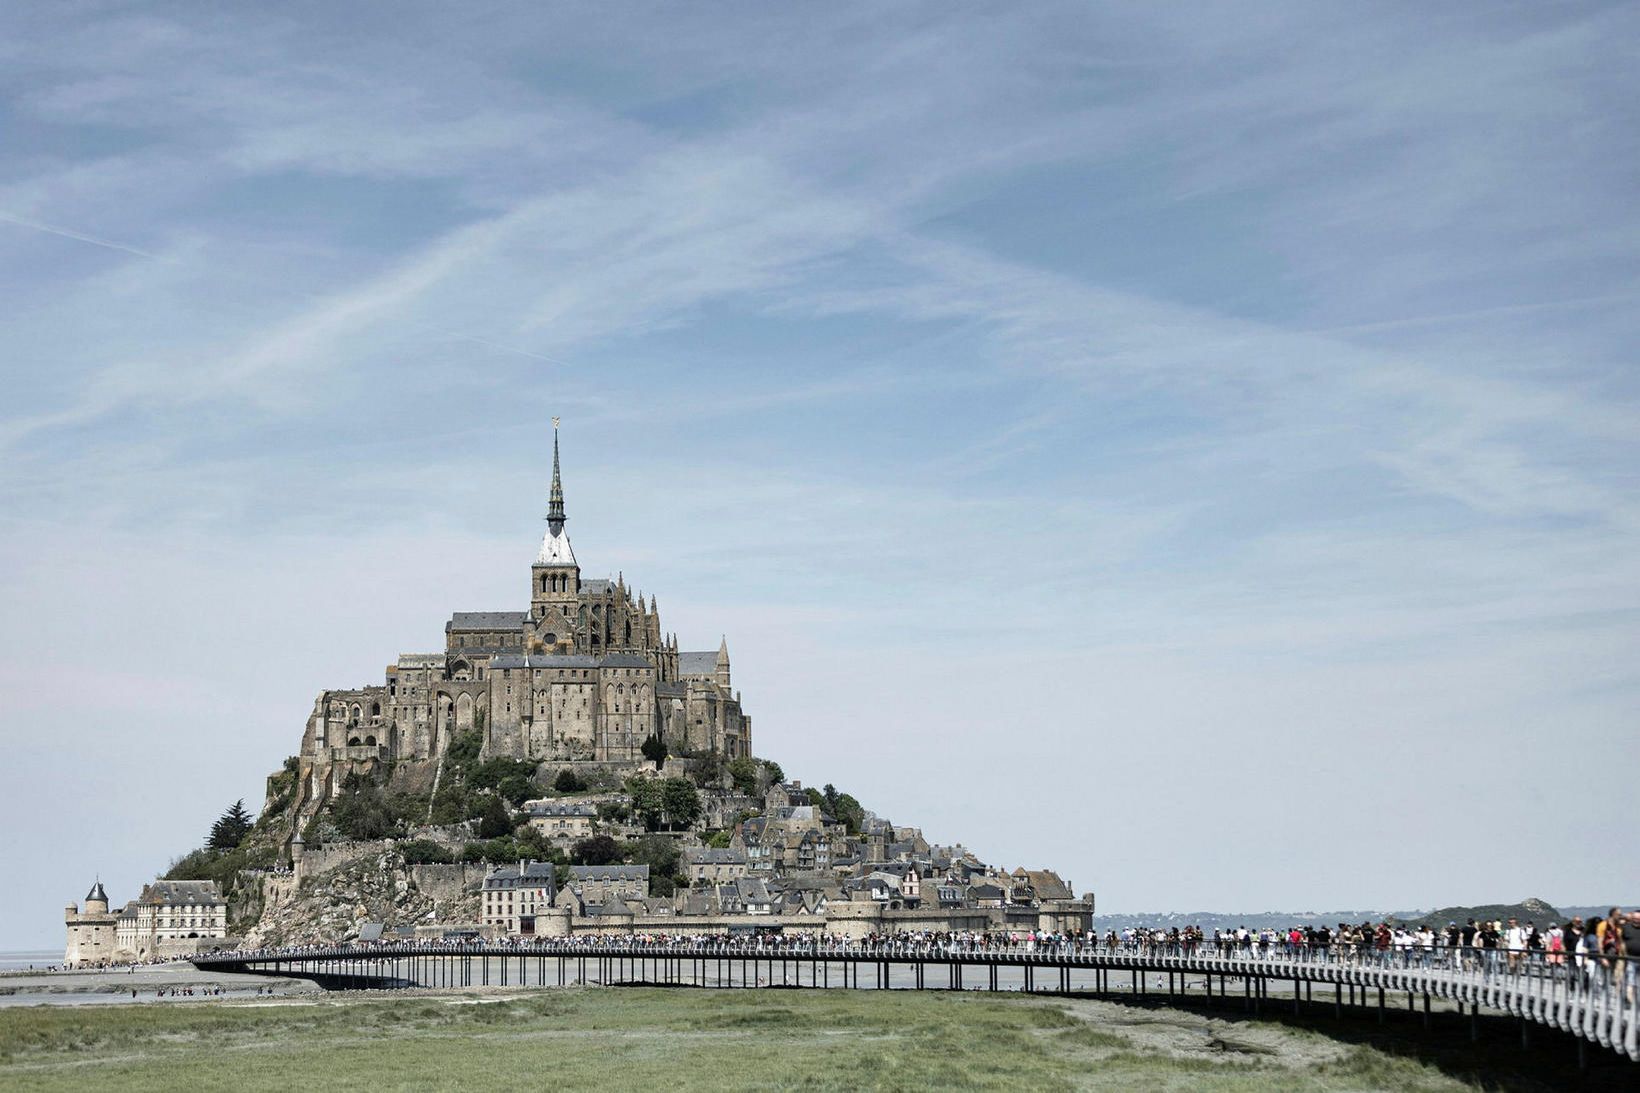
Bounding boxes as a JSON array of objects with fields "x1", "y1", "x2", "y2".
[{"x1": 1505, "y1": 918, "x2": 1528, "y2": 972}]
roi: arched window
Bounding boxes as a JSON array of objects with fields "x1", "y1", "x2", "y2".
[
  {"x1": 370, "y1": 701, "x2": 380, "y2": 718},
  {"x1": 364, "y1": 735, "x2": 376, "y2": 746}
]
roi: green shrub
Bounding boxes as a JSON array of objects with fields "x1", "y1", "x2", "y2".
[{"x1": 398, "y1": 839, "x2": 454, "y2": 865}]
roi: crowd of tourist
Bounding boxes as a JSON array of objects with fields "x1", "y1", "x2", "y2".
[
  {"x1": 215, "y1": 906, "x2": 1640, "y2": 988},
  {"x1": 1105, "y1": 908, "x2": 1640, "y2": 982}
]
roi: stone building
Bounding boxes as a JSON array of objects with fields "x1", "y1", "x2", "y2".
[
  {"x1": 524, "y1": 801, "x2": 598, "y2": 842},
  {"x1": 683, "y1": 847, "x2": 749, "y2": 885},
  {"x1": 63, "y1": 881, "x2": 117, "y2": 966},
  {"x1": 66, "y1": 879, "x2": 228, "y2": 965},
  {"x1": 115, "y1": 880, "x2": 228, "y2": 960},
  {"x1": 568, "y1": 864, "x2": 649, "y2": 904},
  {"x1": 290, "y1": 423, "x2": 752, "y2": 837},
  {"x1": 480, "y1": 861, "x2": 560, "y2": 937}
]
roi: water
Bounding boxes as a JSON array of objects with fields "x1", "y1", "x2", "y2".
[{"x1": 0, "y1": 951, "x2": 62, "y2": 973}]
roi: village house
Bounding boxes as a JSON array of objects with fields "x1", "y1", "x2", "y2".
[
  {"x1": 481, "y1": 861, "x2": 558, "y2": 936},
  {"x1": 525, "y1": 800, "x2": 599, "y2": 842},
  {"x1": 569, "y1": 864, "x2": 649, "y2": 903},
  {"x1": 682, "y1": 847, "x2": 749, "y2": 885}
]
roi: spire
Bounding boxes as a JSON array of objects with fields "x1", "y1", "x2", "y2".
[
  {"x1": 547, "y1": 417, "x2": 567, "y2": 534},
  {"x1": 536, "y1": 417, "x2": 576, "y2": 567}
]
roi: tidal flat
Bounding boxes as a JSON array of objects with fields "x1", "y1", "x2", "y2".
[{"x1": 0, "y1": 986, "x2": 1613, "y2": 1091}]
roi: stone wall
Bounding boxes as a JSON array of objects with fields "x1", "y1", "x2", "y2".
[
  {"x1": 300, "y1": 839, "x2": 389, "y2": 877},
  {"x1": 409, "y1": 863, "x2": 488, "y2": 903}
]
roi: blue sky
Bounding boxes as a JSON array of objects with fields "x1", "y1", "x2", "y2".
[{"x1": 2, "y1": 2, "x2": 1637, "y2": 946}]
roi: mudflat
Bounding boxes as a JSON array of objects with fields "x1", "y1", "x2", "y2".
[
  {"x1": 0, "y1": 986, "x2": 1503, "y2": 1091},
  {"x1": 0, "y1": 961, "x2": 312, "y2": 1003}
]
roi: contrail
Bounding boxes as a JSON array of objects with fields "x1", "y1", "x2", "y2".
[
  {"x1": 0, "y1": 211, "x2": 159, "y2": 259},
  {"x1": 0, "y1": 210, "x2": 572, "y2": 367}
]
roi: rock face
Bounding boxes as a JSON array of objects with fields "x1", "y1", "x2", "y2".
[{"x1": 245, "y1": 850, "x2": 480, "y2": 948}]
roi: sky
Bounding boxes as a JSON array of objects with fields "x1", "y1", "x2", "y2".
[{"x1": 1, "y1": 2, "x2": 1637, "y2": 948}]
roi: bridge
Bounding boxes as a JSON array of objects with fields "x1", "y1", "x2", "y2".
[{"x1": 195, "y1": 939, "x2": 1637, "y2": 1066}]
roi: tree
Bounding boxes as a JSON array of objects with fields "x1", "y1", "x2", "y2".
[
  {"x1": 476, "y1": 795, "x2": 513, "y2": 839},
  {"x1": 640, "y1": 733, "x2": 668, "y2": 769},
  {"x1": 661, "y1": 778, "x2": 700, "y2": 830},
  {"x1": 706, "y1": 829, "x2": 733, "y2": 849},
  {"x1": 572, "y1": 834, "x2": 620, "y2": 866},
  {"x1": 554, "y1": 769, "x2": 585, "y2": 793},
  {"x1": 625, "y1": 835, "x2": 681, "y2": 897},
  {"x1": 832, "y1": 792, "x2": 866, "y2": 835},
  {"x1": 208, "y1": 800, "x2": 254, "y2": 850},
  {"x1": 398, "y1": 839, "x2": 454, "y2": 865},
  {"x1": 329, "y1": 775, "x2": 395, "y2": 840},
  {"x1": 470, "y1": 757, "x2": 540, "y2": 806},
  {"x1": 728, "y1": 757, "x2": 760, "y2": 795},
  {"x1": 761, "y1": 760, "x2": 784, "y2": 785},
  {"x1": 627, "y1": 777, "x2": 665, "y2": 832},
  {"x1": 461, "y1": 837, "x2": 521, "y2": 864}
]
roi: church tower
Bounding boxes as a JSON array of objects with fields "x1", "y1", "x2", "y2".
[{"x1": 529, "y1": 420, "x2": 581, "y2": 654}]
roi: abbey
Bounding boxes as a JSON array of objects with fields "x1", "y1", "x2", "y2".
[{"x1": 297, "y1": 425, "x2": 750, "y2": 802}]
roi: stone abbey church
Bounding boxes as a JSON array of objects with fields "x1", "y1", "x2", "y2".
[{"x1": 299, "y1": 426, "x2": 750, "y2": 797}]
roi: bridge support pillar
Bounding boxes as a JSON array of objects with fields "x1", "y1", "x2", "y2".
[
  {"x1": 1422, "y1": 991, "x2": 1430, "y2": 1029},
  {"x1": 1377, "y1": 986, "x2": 1385, "y2": 1024},
  {"x1": 1294, "y1": 979, "x2": 1301, "y2": 1016},
  {"x1": 1335, "y1": 982, "x2": 1342, "y2": 1018}
]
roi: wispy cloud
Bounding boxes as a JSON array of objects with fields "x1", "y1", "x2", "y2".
[{"x1": 1, "y1": 2, "x2": 1637, "y2": 938}]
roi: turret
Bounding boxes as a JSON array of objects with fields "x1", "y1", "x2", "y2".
[
  {"x1": 84, "y1": 880, "x2": 109, "y2": 915},
  {"x1": 715, "y1": 636, "x2": 731, "y2": 690}
]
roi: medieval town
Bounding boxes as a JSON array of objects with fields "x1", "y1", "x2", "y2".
[{"x1": 63, "y1": 428, "x2": 1093, "y2": 967}]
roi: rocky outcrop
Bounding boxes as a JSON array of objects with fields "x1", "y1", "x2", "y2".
[{"x1": 244, "y1": 849, "x2": 480, "y2": 948}]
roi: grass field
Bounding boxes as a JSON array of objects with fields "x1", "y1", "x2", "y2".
[{"x1": 0, "y1": 987, "x2": 1593, "y2": 1091}]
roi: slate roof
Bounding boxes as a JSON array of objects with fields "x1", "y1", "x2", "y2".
[
  {"x1": 490, "y1": 653, "x2": 600, "y2": 669},
  {"x1": 483, "y1": 861, "x2": 558, "y2": 891},
  {"x1": 582, "y1": 579, "x2": 613, "y2": 596},
  {"x1": 448, "y1": 612, "x2": 527, "y2": 631},
  {"x1": 86, "y1": 880, "x2": 108, "y2": 903},
  {"x1": 678, "y1": 651, "x2": 718, "y2": 677},
  {"x1": 684, "y1": 848, "x2": 747, "y2": 865},
  {"x1": 598, "y1": 652, "x2": 651, "y2": 668},
  {"x1": 656, "y1": 682, "x2": 686, "y2": 698},
  {"x1": 526, "y1": 801, "x2": 598, "y2": 817},
  {"x1": 1011, "y1": 869, "x2": 1073, "y2": 900},
  {"x1": 136, "y1": 880, "x2": 224, "y2": 906},
  {"x1": 570, "y1": 865, "x2": 649, "y2": 882}
]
